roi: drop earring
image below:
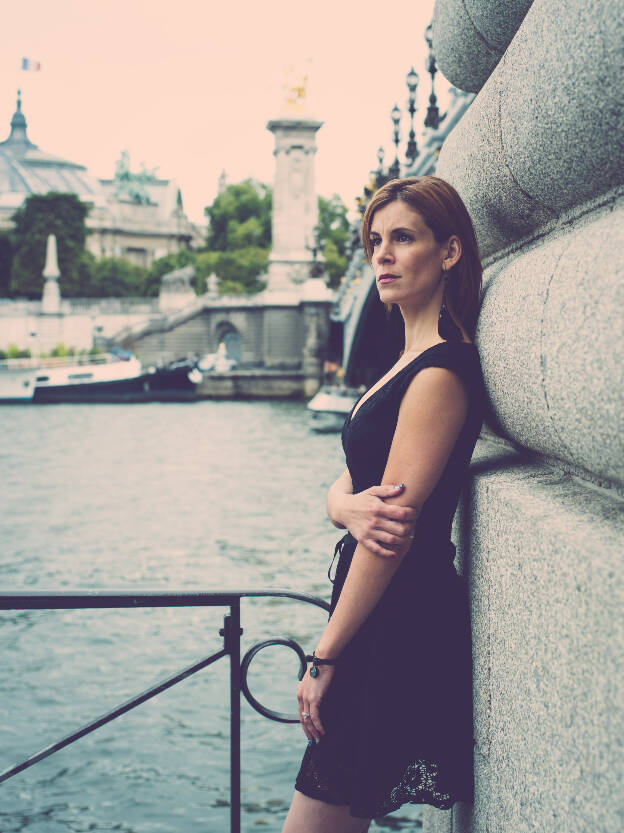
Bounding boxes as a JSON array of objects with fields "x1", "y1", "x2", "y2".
[{"x1": 438, "y1": 269, "x2": 463, "y2": 342}]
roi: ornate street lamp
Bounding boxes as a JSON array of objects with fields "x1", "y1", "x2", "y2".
[
  {"x1": 424, "y1": 24, "x2": 442, "y2": 130},
  {"x1": 306, "y1": 225, "x2": 325, "y2": 278},
  {"x1": 375, "y1": 145, "x2": 386, "y2": 189},
  {"x1": 405, "y1": 66, "x2": 419, "y2": 166},
  {"x1": 388, "y1": 104, "x2": 402, "y2": 180}
]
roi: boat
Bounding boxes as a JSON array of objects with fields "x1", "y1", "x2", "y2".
[
  {"x1": 144, "y1": 359, "x2": 203, "y2": 402},
  {"x1": 307, "y1": 384, "x2": 361, "y2": 432},
  {"x1": 0, "y1": 361, "x2": 38, "y2": 402},
  {"x1": 0, "y1": 352, "x2": 203, "y2": 403},
  {"x1": 30, "y1": 353, "x2": 146, "y2": 403}
]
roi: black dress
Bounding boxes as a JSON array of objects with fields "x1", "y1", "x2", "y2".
[{"x1": 295, "y1": 340, "x2": 484, "y2": 819}]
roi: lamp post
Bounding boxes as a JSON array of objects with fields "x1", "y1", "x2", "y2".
[
  {"x1": 375, "y1": 146, "x2": 386, "y2": 189},
  {"x1": 306, "y1": 226, "x2": 325, "y2": 278},
  {"x1": 388, "y1": 104, "x2": 402, "y2": 180},
  {"x1": 424, "y1": 24, "x2": 441, "y2": 130},
  {"x1": 405, "y1": 66, "x2": 419, "y2": 166}
]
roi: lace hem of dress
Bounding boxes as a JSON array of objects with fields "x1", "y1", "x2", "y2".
[
  {"x1": 296, "y1": 751, "x2": 454, "y2": 818},
  {"x1": 374, "y1": 759, "x2": 454, "y2": 815}
]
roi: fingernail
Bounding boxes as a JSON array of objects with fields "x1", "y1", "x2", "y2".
[{"x1": 307, "y1": 739, "x2": 312, "y2": 746}]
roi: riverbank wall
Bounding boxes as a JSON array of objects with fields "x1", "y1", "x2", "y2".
[
  {"x1": 423, "y1": 1, "x2": 623, "y2": 832},
  {"x1": 196, "y1": 369, "x2": 306, "y2": 399}
]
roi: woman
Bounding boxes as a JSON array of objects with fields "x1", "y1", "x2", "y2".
[{"x1": 282, "y1": 176, "x2": 484, "y2": 833}]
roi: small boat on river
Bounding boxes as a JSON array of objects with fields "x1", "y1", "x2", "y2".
[
  {"x1": 307, "y1": 384, "x2": 361, "y2": 432},
  {"x1": 0, "y1": 353, "x2": 203, "y2": 403}
]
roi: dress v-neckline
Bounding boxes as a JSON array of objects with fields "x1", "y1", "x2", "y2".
[{"x1": 347, "y1": 340, "x2": 475, "y2": 425}]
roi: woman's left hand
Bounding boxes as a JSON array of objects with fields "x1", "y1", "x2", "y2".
[{"x1": 297, "y1": 664, "x2": 335, "y2": 743}]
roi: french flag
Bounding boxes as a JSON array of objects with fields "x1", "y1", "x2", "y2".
[{"x1": 21, "y1": 58, "x2": 41, "y2": 72}]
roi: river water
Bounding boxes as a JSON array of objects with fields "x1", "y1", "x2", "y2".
[{"x1": 0, "y1": 401, "x2": 422, "y2": 832}]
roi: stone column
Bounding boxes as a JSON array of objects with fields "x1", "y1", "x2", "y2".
[
  {"x1": 301, "y1": 278, "x2": 333, "y2": 397},
  {"x1": 265, "y1": 117, "x2": 323, "y2": 293}
]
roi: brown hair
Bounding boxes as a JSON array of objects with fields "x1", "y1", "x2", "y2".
[{"x1": 362, "y1": 176, "x2": 482, "y2": 339}]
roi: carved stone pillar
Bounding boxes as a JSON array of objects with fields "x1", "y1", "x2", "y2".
[{"x1": 265, "y1": 117, "x2": 323, "y2": 293}]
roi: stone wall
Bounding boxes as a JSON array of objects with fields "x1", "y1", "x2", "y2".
[
  {"x1": 118, "y1": 295, "x2": 330, "y2": 397},
  {"x1": 0, "y1": 298, "x2": 160, "y2": 355},
  {"x1": 121, "y1": 304, "x2": 306, "y2": 370},
  {"x1": 422, "y1": 1, "x2": 623, "y2": 832}
]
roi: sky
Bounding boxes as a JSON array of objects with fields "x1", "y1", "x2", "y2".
[{"x1": 0, "y1": 0, "x2": 448, "y2": 225}]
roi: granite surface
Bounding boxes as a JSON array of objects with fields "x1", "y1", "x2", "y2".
[
  {"x1": 422, "y1": 441, "x2": 623, "y2": 833},
  {"x1": 476, "y1": 201, "x2": 624, "y2": 487},
  {"x1": 436, "y1": 0, "x2": 624, "y2": 258},
  {"x1": 420, "y1": 4, "x2": 624, "y2": 833},
  {"x1": 432, "y1": 0, "x2": 533, "y2": 91}
]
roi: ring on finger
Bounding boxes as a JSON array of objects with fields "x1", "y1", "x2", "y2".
[{"x1": 301, "y1": 712, "x2": 310, "y2": 719}]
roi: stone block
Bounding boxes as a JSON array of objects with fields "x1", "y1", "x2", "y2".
[
  {"x1": 432, "y1": 0, "x2": 502, "y2": 92},
  {"x1": 426, "y1": 441, "x2": 624, "y2": 833},
  {"x1": 464, "y1": 0, "x2": 533, "y2": 51},
  {"x1": 502, "y1": 0, "x2": 624, "y2": 214},
  {"x1": 262, "y1": 306, "x2": 303, "y2": 367},
  {"x1": 540, "y1": 207, "x2": 624, "y2": 484},
  {"x1": 476, "y1": 202, "x2": 624, "y2": 486},
  {"x1": 436, "y1": 0, "x2": 624, "y2": 257},
  {"x1": 477, "y1": 232, "x2": 568, "y2": 453},
  {"x1": 437, "y1": 79, "x2": 555, "y2": 258},
  {"x1": 432, "y1": 0, "x2": 533, "y2": 92},
  {"x1": 421, "y1": 806, "x2": 452, "y2": 833}
]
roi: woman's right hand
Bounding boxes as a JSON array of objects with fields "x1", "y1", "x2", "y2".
[{"x1": 337, "y1": 484, "x2": 418, "y2": 558}]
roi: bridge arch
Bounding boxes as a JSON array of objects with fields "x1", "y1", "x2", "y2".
[{"x1": 342, "y1": 268, "x2": 403, "y2": 388}]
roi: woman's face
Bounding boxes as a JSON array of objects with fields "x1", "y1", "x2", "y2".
[{"x1": 369, "y1": 200, "x2": 449, "y2": 311}]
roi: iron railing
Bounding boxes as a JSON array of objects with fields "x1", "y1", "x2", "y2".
[{"x1": 0, "y1": 589, "x2": 330, "y2": 833}]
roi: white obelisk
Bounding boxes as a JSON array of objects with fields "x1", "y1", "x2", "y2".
[{"x1": 41, "y1": 233, "x2": 61, "y2": 314}]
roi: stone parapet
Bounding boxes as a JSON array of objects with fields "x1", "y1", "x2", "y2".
[
  {"x1": 477, "y1": 194, "x2": 624, "y2": 488},
  {"x1": 436, "y1": 0, "x2": 624, "y2": 259},
  {"x1": 422, "y1": 438, "x2": 623, "y2": 833},
  {"x1": 432, "y1": 0, "x2": 533, "y2": 92}
]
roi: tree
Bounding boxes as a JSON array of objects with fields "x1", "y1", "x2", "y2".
[
  {"x1": 202, "y1": 180, "x2": 350, "y2": 294},
  {"x1": 203, "y1": 179, "x2": 272, "y2": 294},
  {"x1": 214, "y1": 248, "x2": 268, "y2": 293},
  {"x1": 144, "y1": 249, "x2": 196, "y2": 297},
  {"x1": 89, "y1": 256, "x2": 148, "y2": 297},
  {"x1": 10, "y1": 193, "x2": 90, "y2": 298},
  {"x1": 205, "y1": 180, "x2": 272, "y2": 251},
  {"x1": 0, "y1": 231, "x2": 13, "y2": 297},
  {"x1": 316, "y1": 194, "x2": 349, "y2": 288},
  {"x1": 321, "y1": 239, "x2": 347, "y2": 288},
  {"x1": 194, "y1": 251, "x2": 218, "y2": 294}
]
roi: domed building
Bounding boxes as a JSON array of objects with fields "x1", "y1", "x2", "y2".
[{"x1": 0, "y1": 91, "x2": 203, "y2": 268}]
